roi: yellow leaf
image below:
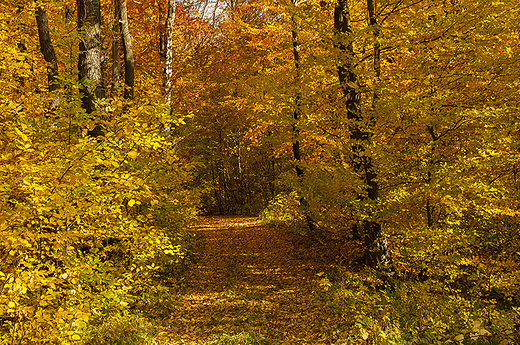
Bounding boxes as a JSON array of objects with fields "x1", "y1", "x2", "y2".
[
  {"x1": 77, "y1": 312, "x2": 90, "y2": 322},
  {"x1": 454, "y1": 334, "x2": 464, "y2": 342},
  {"x1": 479, "y1": 329, "x2": 491, "y2": 336},
  {"x1": 8, "y1": 301, "x2": 15, "y2": 308},
  {"x1": 15, "y1": 127, "x2": 27, "y2": 141},
  {"x1": 128, "y1": 199, "x2": 136, "y2": 207},
  {"x1": 75, "y1": 319, "x2": 87, "y2": 328},
  {"x1": 128, "y1": 151, "x2": 138, "y2": 160}
]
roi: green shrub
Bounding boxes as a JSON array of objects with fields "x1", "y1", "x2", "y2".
[
  {"x1": 83, "y1": 313, "x2": 158, "y2": 345},
  {"x1": 319, "y1": 270, "x2": 520, "y2": 344},
  {"x1": 260, "y1": 192, "x2": 306, "y2": 231}
]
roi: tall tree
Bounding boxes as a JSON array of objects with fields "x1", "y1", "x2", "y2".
[
  {"x1": 289, "y1": 1, "x2": 315, "y2": 232},
  {"x1": 366, "y1": 0, "x2": 379, "y2": 106},
  {"x1": 118, "y1": 0, "x2": 134, "y2": 99},
  {"x1": 77, "y1": 0, "x2": 105, "y2": 136},
  {"x1": 334, "y1": 0, "x2": 395, "y2": 278},
  {"x1": 164, "y1": 0, "x2": 176, "y2": 105},
  {"x1": 36, "y1": 6, "x2": 60, "y2": 110},
  {"x1": 111, "y1": 0, "x2": 121, "y2": 93}
]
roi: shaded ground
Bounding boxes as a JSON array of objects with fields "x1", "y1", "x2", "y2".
[{"x1": 159, "y1": 216, "x2": 358, "y2": 344}]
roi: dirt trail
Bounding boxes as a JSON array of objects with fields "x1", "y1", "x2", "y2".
[{"x1": 160, "y1": 216, "x2": 350, "y2": 344}]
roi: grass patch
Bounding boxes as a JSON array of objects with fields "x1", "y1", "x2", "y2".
[
  {"x1": 83, "y1": 313, "x2": 159, "y2": 345},
  {"x1": 135, "y1": 284, "x2": 180, "y2": 320},
  {"x1": 211, "y1": 331, "x2": 273, "y2": 345}
]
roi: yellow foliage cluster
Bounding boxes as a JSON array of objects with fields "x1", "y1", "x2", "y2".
[
  {"x1": 0, "y1": 4, "x2": 198, "y2": 344},
  {"x1": 0, "y1": 101, "x2": 197, "y2": 343}
]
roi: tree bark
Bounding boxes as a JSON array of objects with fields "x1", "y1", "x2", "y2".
[
  {"x1": 291, "y1": 14, "x2": 303, "y2": 178},
  {"x1": 77, "y1": 0, "x2": 105, "y2": 136},
  {"x1": 290, "y1": 4, "x2": 316, "y2": 232},
  {"x1": 36, "y1": 6, "x2": 60, "y2": 110},
  {"x1": 334, "y1": 0, "x2": 395, "y2": 278},
  {"x1": 111, "y1": 0, "x2": 121, "y2": 94},
  {"x1": 367, "y1": 0, "x2": 380, "y2": 106},
  {"x1": 164, "y1": 0, "x2": 176, "y2": 105},
  {"x1": 118, "y1": 0, "x2": 134, "y2": 99},
  {"x1": 159, "y1": 1, "x2": 167, "y2": 60}
]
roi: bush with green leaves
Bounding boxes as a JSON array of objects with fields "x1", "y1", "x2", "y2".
[{"x1": 318, "y1": 270, "x2": 520, "y2": 345}]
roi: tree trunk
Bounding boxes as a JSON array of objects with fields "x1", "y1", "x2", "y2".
[
  {"x1": 111, "y1": 0, "x2": 121, "y2": 94},
  {"x1": 118, "y1": 0, "x2": 134, "y2": 99},
  {"x1": 36, "y1": 6, "x2": 60, "y2": 110},
  {"x1": 290, "y1": 5, "x2": 315, "y2": 233},
  {"x1": 159, "y1": 1, "x2": 167, "y2": 60},
  {"x1": 290, "y1": 14, "x2": 303, "y2": 178},
  {"x1": 164, "y1": 0, "x2": 176, "y2": 105},
  {"x1": 77, "y1": 0, "x2": 105, "y2": 136},
  {"x1": 334, "y1": 0, "x2": 395, "y2": 278},
  {"x1": 367, "y1": 0, "x2": 380, "y2": 106}
]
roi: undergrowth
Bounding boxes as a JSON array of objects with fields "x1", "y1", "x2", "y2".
[
  {"x1": 211, "y1": 331, "x2": 274, "y2": 345},
  {"x1": 262, "y1": 188, "x2": 520, "y2": 344},
  {"x1": 82, "y1": 313, "x2": 158, "y2": 345},
  {"x1": 315, "y1": 267, "x2": 520, "y2": 344}
]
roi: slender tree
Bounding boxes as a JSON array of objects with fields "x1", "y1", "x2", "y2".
[
  {"x1": 367, "y1": 0, "x2": 380, "y2": 106},
  {"x1": 164, "y1": 0, "x2": 176, "y2": 105},
  {"x1": 118, "y1": 0, "x2": 134, "y2": 99},
  {"x1": 77, "y1": 0, "x2": 105, "y2": 136},
  {"x1": 36, "y1": 6, "x2": 60, "y2": 110},
  {"x1": 334, "y1": 0, "x2": 395, "y2": 278},
  {"x1": 289, "y1": 1, "x2": 315, "y2": 232},
  {"x1": 290, "y1": 6, "x2": 303, "y2": 178},
  {"x1": 111, "y1": 0, "x2": 121, "y2": 93}
]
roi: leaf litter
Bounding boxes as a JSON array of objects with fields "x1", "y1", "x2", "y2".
[{"x1": 157, "y1": 216, "x2": 356, "y2": 344}]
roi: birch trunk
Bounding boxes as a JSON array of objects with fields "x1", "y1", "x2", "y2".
[
  {"x1": 164, "y1": 0, "x2": 176, "y2": 105},
  {"x1": 118, "y1": 0, "x2": 134, "y2": 99},
  {"x1": 77, "y1": 0, "x2": 104, "y2": 112},
  {"x1": 77, "y1": 0, "x2": 105, "y2": 136}
]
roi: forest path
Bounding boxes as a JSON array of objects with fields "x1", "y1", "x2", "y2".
[{"x1": 159, "y1": 216, "x2": 351, "y2": 344}]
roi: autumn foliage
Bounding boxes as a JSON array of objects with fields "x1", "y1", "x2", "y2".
[
  {"x1": 1, "y1": 1, "x2": 197, "y2": 343},
  {"x1": 1, "y1": 0, "x2": 520, "y2": 343}
]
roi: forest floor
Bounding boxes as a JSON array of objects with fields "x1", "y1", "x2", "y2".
[{"x1": 157, "y1": 216, "x2": 358, "y2": 344}]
